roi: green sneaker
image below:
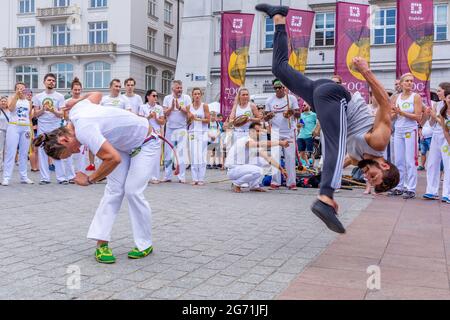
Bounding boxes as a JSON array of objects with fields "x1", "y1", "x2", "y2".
[
  {"x1": 95, "y1": 244, "x2": 116, "y2": 264},
  {"x1": 128, "y1": 246, "x2": 153, "y2": 259}
]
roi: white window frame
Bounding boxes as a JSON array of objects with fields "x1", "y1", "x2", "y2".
[
  {"x1": 54, "y1": 0, "x2": 70, "y2": 7},
  {"x1": 435, "y1": 4, "x2": 448, "y2": 41},
  {"x1": 18, "y1": 26, "x2": 35, "y2": 48},
  {"x1": 90, "y1": 0, "x2": 107, "y2": 8},
  {"x1": 164, "y1": 1, "x2": 173, "y2": 24},
  {"x1": 264, "y1": 16, "x2": 274, "y2": 49},
  {"x1": 85, "y1": 61, "x2": 111, "y2": 89},
  {"x1": 314, "y1": 12, "x2": 335, "y2": 47},
  {"x1": 145, "y1": 66, "x2": 157, "y2": 90},
  {"x1": 52, "y1": 24, "x2": 71, "y2": 46},
  {"x1": 50, "y1": 63, "x2": 74, "y2": 89},
  {"x1": 18, "y1": 0, "x2": 35, "y2": 14},
  {"x1": 148, "y1": 0, "x2": 157, "y2": 17},
  {"x1": 372, "y1": 7, "x2": 396, "y2": 45},
  {"x1": 147, "y1": 28, "x2": 156, "y2": 52},
  {"x1": 88, "y1": 21, "x2": 108, "y2": 44},
  {"x1": 16, "y1": 65, "x2": 38, "y2": 89},
  {"x1": 162, "y1": 70, "x2": 173, "y2": 95},
  {"x1": 164, "y1": 34, "x2": 172, "y2": 57}
]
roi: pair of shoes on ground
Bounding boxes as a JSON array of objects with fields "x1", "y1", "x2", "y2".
[
  {"x1": 1, "y1": 178, "x2": 34, "y2": 186},
  {"x1": 423, "y1": 194, "x2": 450, "y2": 203},
  {"x1": 269, "y1": 184, "x2": 298, "y2": 190},
  {"x1": 95, "y1": 243, "x2": 154, "y2": 264},
  {"x1": 387, "y1": 189, "x2": 416, "y2": 199}
]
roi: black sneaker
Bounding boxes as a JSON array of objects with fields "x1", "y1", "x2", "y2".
[
  {"x1": 311, "y1": 199, "x2": 346, "y2": 234},
  {"x1": 402, "y1": 191, "x2": 416, "y2": 199},
  {"x1": 387, "y1": 189, "x2": 404, "y2": 196},
  {"x1": 58, "y1": 180, "x2": 69, "y2": 185},
  {"x1": 255, "y1": 3, "x2": 289, "y2": 18},
  {"x1": 206, "y1": 165, "x2": 212, "y2": 170},
  {"x1": 39, "y1": 180, "x2": 51, "y2": 185}
]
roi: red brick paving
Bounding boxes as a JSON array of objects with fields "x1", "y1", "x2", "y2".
[{"x1": 278, "y1": 174, "x2": 450, "y2": 300}]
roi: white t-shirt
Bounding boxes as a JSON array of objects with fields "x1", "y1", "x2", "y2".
[
  {"x1": 69, "y1": 99, "x2": 149, "y2": 155},
  {"x1": 265, "y1": 94, "x2": 299, "y2": 133},
  {"x1": 138, "y1": 103, "x2": 164, "y2": 133},
  {"x1": 101, "y1": 95, "x2": 130, "y2": 110},
  {"x1": 0, "y1": 108, "x2": 10, "y2": 131},
  {"x1": 9, "y1": 99, "x2": 31, "y2": 126},
  {"x1": 163, "y1": 94, "x2": 192, "y2": 129},
  {"x1": 122, "y1": 94, "x2": 143, "y2": 114},
  {"x1": 33, "y1": 91, "x2": 65, "y2": 132},
  {"x1": 225, "y1": 136, "x2": 269, "y2": 169},
  {"x1": 422, "y1": 120, "x2": 433, "y2": 139}
]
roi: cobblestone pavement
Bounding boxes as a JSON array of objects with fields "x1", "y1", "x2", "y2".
[{"x1": 0, "y1": 169, "x2": 371, "y2": 300}]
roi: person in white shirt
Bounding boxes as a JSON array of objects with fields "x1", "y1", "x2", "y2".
[
  {"x1": 32, "y1": 73, "x2": 68, "y2": 185},
  {"x1": 226, "y1": 122, "x2": 289, "y2": 193},
  {"x1": 2, "y1": 83, "x2": 34, "y2": 186},
  {"x1": 139, "y1": 90, "x2": 166, "y2": 184},
  {"x1": 265, "y1": 79, "x2": 300, "y2": 190},
  {"x1": 0, "y1": 96, "x2": 9, "y2": 172},
  {"x1": 389, "y1": 73, "x2": 423, "y2": 199},
  {"x1": 34, "y1": 92, "x2": 159, "y2": 264},
  {"x1": 101, "y1": 79, "x2": 131, "y2": 110},
  {"x1": 163, "y1": 80, "x2": 192, "y2": 183},
  {"x1": 123, "y1": 78, "x2": 143, "y2": 114},
  {"x1": 187, "y1": 88, "x2": 211, "y2": 186},
  {"x1": 229, "y1": 88, "x2": 261, "y2": 142}
]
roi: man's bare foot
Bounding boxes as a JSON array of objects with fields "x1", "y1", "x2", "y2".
[
  {"x1": 232, "y1": 184, "x2": 242, "y2": 193},
  {"x1": 250, "y1": 187, "x2": 267, "y2": 192}
]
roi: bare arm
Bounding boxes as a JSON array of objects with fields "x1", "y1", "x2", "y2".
[
  {"x1": 202, "y1": 104, "x2": 211, "y2": 124},
  {"x1": 397, "y1": 94, "x2": 422, "y2": 122},
  {"x1": 64, "y1": 92, "x2": 103, "y2": 112},
  {"x1": 250, "y1": 103, "x2": 262, "y2": 122},
  {"x1": 229, "y1": 103, "x2": 238, "y2": 122}
]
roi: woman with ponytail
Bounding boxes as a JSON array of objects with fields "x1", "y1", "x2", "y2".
[{"x1": 435, "y1": 90, "x2": 450, "y2": 204}]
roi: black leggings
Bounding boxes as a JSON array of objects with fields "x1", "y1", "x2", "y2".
[{"x1": 272, "y1": 24, "x2": 351, "y2": 199}]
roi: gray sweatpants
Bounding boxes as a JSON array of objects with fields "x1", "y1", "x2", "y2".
[{"x1": 272, "y1": 24, "x2": 351, "y2": 199}]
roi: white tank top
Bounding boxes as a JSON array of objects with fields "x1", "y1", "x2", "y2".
[
  {"x1": 395, "y1": 93, "x2": 418, "y2": 132},
  {"x1": 10, "y1": 99, "x2": 31, "y2": 126},
  {"x1": 432, "y1": 101, "x2": 444, "y2": 135},
  {"x1": 189, "y1": 103, "x2": 208, "y2": 132},
  {"x1": 235, "y1": 103, "x2": 253, "y2": 131}
]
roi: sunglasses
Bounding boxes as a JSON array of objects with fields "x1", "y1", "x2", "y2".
[
  {"x1": 151, "y1": 94, "x2": 158, "y2": 97},
  {"x1": 274, "y1": 86, "x2": 284, "y2": 90}
]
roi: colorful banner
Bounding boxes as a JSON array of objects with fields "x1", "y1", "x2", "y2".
[
  {"x1": 396, "y1": 0, "x2": 434, "y2": 105},
  {"x1": 286, "y1": 9, "x2": 315, "y2": 74},
  {"x1": 220, "y1": 13, "x2": 255, "y2": 117},
  {"x1": 335, "y1": 1, "x2": 371, "y2": 102}
]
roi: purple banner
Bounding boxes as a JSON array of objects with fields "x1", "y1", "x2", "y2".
[
  {"x1": 220, "y1": 13, "x2": 255, "y2": 117},
  {"x1": 335, "y1": 1, "x2": 370, "y2": 102},
  {"x1": 396, "y1": 0, "x2": 434, "y2": 106},
  {"x1": 286, "y1": 9, "x2": 315, "y2": 73}
]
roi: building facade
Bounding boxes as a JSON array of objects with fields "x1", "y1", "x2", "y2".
[
  {"x1": 176, "y1": 0, "x2": 450, "y2": 103},
  {"x1": 0, "y1": 0, "x2": 184, "y2": 97}
]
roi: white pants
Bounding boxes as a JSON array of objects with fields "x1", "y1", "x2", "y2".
[
  {"x1": 271, "y1": 131, "x2": 296, "y2": 187},
  {"x1": 3, "y1": 125, "x2": 31, "y2": 181},
  {"x1": 233, "y1": 130, "x2": 249, "y2": 144},
  {"x1": 189, "y1": 131, "x2": 208, "y2": 182},
  {"x1": 394, "y1": 129, "x2": 418, "y2": 192},
  {"x1": 425, "y1": 133, "x2": 445, "y2": 196},
  {"x1": 164, "y1": 127, "x2": 188, "y2": 182},
  {"x1": 228, "y1": 165, "x2": 263, "y2": 188},
  {"x1": 61, "y1": 156, "x2": 76, "y2": 181},
  {"x1": 149, "y1": 139, "x2": 162, "y2": 181},
  {"x1": 72, "y1": 146, "x2": 88, "y2": 173},
  {"x1": 0, "y1": 129, "x2": 6, "y2": 170},
  {"x1": 87, "y1": 141, "x2": 159, "y2": 251},
  {"x1": 37, "y1": 128, "x2": 67, "y2": 183},
  {"x1": 441, "y1": 144, "x2": 450, "y2": 199}
]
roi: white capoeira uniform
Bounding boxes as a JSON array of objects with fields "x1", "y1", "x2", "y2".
[
  {"x1": 2, "y1": 99, "x2": 32, "y2": 183},
  {"x1": 425, "y1": 101, "x2": 447, "y2": 197},
  {"x1": 265, "y1": 94, "x2": 299, "y2": 187},
  {"x1": 69, "y1": 99, "x2": 159, "y2": 251},
  {"x1": 440, "y1": 119, "x2": 450, "y2": 200},
  {"x1": 225, "y1": 136, "x2": 268, "y2": 188},
  {"x1": 188, "y1": 104, "x2": 208, "y2": 183},
  {"x1": 0, "y1": 108, "x2": 10, "y2": 171},
  {"x1": 139, "y1": 102, "x2": 164, "y2": 182},
  {"x1": 233, "y1": 104, "x2": 254, "y2": 143},
  {"x1": 101, "y1": 95, "x2": 130, "y2": 110},
  {"x1": 393, "y1": 93, "x2": 419, "y2": 192},
  {"x1": 123, "y1": 94, "x2": 143, "y2": 114},
  {"x1": 33, "y1": 91, "x2": 69, "y2": 183},
  {"x1": 163, "y1": 94, "x2": 192, "y2": 182}
]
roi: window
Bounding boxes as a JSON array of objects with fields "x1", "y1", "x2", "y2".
[
  {"x1": 264, "y1": 16, "x2": 274, "y2": 49},
  {"x1": 148, "y1": 0, "x2": 157, "y2": 17},
  {"x1": 145, "y1": 66, "x2": 157, "y2": 90},
  {"x1": 85, "y1": 62, "x2": 111, "y2": 89},
  {"x1": 52, "y1": 24, "x2": 71, "y2": 46},
  {"x1": 18, "y1": 27, "x2": 35, "y2": 48},
  {"x1": 164, "y1": 35, "x2": 172, "y2": 57},
  {"x1": 147, "y1": 28, "x2": 156, "y2": 52},
  {"x1": 16, "y1": 65, "x2": 38, "y2": 89},
  {"x1": 54, "y1": 0, "x2": 70, "y2": 7},
  {"x1": 162, "y1": 70, "x2": 173, "y2": 95},
  {"x1": 19, "y1": 0, "x2": 35, "y2": 14},
  {"x1": 164, "y1": 1, "x2": 173, "y2": 24},
  {"x1": 50, "y1": 63, "x2": 73, "y2": 89},
  {"x1": 90, "y1": 0, "x2": 107, "y2": 8},
  {"x1": 435, "y1": 4, "x2": 448, "y2": 41},
  {"x1": 373, "y1": 8, "x2": 396, "y2": 45},
  {"x1": 315, "y1": 12, "x2": 335, "y2": 46},
  {"x1": 89, "y1": 21, "x2": 108, "y2": 44}
]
